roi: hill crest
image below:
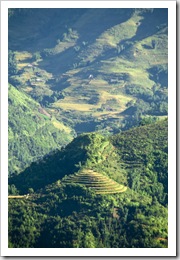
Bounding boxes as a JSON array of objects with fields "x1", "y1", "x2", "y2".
[{"x1": 9, "y1": 119, "x2": 167, "y2": 201}]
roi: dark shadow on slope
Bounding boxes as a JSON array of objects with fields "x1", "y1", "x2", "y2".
[
  {"x1": 38, "y1": 9, "x2": 134, "y2": 75},
  {"x1": 8, "y1": 134, "x2": 93, "y2": 194},
  {"x1": 147, "y1": 66, "x2": 168, "y2": 87},
  {"x1": 120, "y1": 106, "x2": 137, "y2": 116},
  {"x1": 130, "y1": 9, "x2": 168, "y2": 42},
  {"x1": 9, "y1": 8, "x2": 133, "y2": 52},
  {"x1": 74, "y1": 8, "x2": 134, "y2": 45},
  {"x1": 8, "y1": 9, "x2": 88, "y2": 51},
  {"x1": 69, "y1": 9, "x2": 168, "y2": 75},
  {"x1": 39, "y1": 46, "x2": 79, "y2": 75},
  {"x1": 75, "y1": 121, "x2": 99, "y2": 135}
]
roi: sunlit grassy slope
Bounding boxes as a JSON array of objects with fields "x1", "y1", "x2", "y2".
[
  {"x1": 8, "y1": 84, "x2": 74, "y2": 175},
  {"x1": 8, "y1": 9, "x2": 168, "y2": 248},
  {"x1": 9, "y1": 8, "x2": 168, "y2": 134}
]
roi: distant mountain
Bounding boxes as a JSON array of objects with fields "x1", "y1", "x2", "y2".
[
  {"x1": 8, "y1": 8, "x2": 168, "y2": 135},
  {"x1": 8, "y1": 84, "x2": 75, "y2": 175},
  {"x1": 8, "y1": 8, "x2": 168, "y2": 249},
  {"x1": 8, "y1": 119, "x2": 168, "y2": 248}
]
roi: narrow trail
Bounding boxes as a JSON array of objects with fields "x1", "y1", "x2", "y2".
[{"x1": 8, "y1": 194, "x2": 30, "y2": 199}]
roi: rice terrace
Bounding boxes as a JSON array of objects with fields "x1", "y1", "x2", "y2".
[
  {"x1": 7, "y1": 6, "x2": 172, "y2": 250},
  {"x1": 62, "y1": 169, "x2": 127, "y2": 194}
]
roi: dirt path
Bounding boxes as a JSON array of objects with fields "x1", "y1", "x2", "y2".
[{"x1": 8, "y1": 195, "x2": 30, "y2": 199}]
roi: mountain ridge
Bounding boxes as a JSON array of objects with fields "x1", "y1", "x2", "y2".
[
  {"x1": 8, "y1": 8, "x2": 168, "y2": 248},
  {"x1": 8, "y1": 119, "x2": 168, "y2": 248},
  {"x1": 8, "y1": 8, "x2": 168, "y2": 136},
  {"x1": 9, "y1": 119, "x2": 167, "y2": 203}
]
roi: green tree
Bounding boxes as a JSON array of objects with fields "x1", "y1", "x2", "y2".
[
  {"x1": 28, "y1": 188, "x2": 34, "y2": 194},
  {"x1": 33, "y1": 52, "x2": 41, "y2": 61},
  {"x1": 83, "y1": 231, "x2": 96, "y2": 248}
]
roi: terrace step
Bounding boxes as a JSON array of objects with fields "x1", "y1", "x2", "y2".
[{"x1": 62, "y1": 169, "x2": 127, "y2": 195}]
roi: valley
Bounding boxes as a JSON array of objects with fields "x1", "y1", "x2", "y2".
[{"x1": 8, "y1": 8, "x2": 168, "y2": 248}]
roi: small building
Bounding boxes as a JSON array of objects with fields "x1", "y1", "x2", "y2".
[
  {"x1": 110, "y1": 78, "x2": 119, "y2": 84},
  {"x1": 88, "y1": 74, "x2": 94, "y2": 79},
  {"x1": 27, "y1": 64, "x2": 33, "y2": 67},
  {"x1": 36, "y1": 78, "x2": 44, "y2": 82}
]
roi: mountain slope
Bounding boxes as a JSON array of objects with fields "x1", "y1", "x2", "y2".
[
  {"x1": 8, "y1": 84, "x2": 75, "y2": 175},
  {"x1": 62, "y1": 169, "x2": 127, "y2": 194},
  {"x1": 8, "y1": 8, "x2": 168, "y2": 135},
  {"x1": 8, "y1": 132, "x2": 123, "y2": 192},
  {"x1": 111, "y1": 119, "x2": 168, "y2": 205},
  {"x1": 8, "y1": 120, "x2": 168, "y2": 248},
  {"x1": 9, "y1": 119, "x2": 167, "y2": 204}
]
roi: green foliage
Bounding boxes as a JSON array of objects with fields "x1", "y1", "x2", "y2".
[
  {"x1": 8, "y1": 8, "x2": 168, "y2": 135},
  {"x1": 33, "y1": 52, "x2": 41, "y2": 61},
  {"x1": 139, "y1": 116, "x2": 159, "y2": 126},
  {"x1": 8, "y1": 183, "x2": 168, "y2": 248},
  {"x1": 8, "y1": 184, "x2": 19, "y2": 195},
  {"x1": 111, "y1": 120, "x2": 168, "y2": 206},
  {"x1": 8, "y1": 120, "x2": 168, "y2": 248},
  {"x1": 8, "y1": 84, "x2": 74, "y2": 175},
  {"x1": 8, "y1": 9, "x2": 168, "y2": 249},
  {"x1": 62, "y1": 170, "x2": 127, "y2": 194}
]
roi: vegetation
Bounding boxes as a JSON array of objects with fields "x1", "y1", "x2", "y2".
[
  {"x1": 9, "y1": 120, "x2": 168, "y2": 248},
  {"x1": 62, "y1": 169, "x2": 127, "y2": 194},
  {"x1": 8, "y1": 84, "x2": 75, "y2": 175},
  {"x1": 8, "y1": 8, "x2": 168, "y2": 248},
  {"x1": 8, "y1": 184, "x2": 168, "y2": 248},
  {"x1": 8, "y1": 8, "x2": 168, "y2": 135},
  {"x1": 111, "y1": 119, "x2": 168, "y2": 206}
]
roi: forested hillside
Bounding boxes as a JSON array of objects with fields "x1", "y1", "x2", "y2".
[
  {"x1": 8, "y1": 84, "x2": 74, "y2": 175},
  {"x1": 8, "y1": 8, "x2": 168, "y2": 249},
  {"x1": 9, "y1": 120, "x2": 168, "y2": 248}
]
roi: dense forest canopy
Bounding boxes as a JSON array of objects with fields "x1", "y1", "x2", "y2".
[{"x1": 9, "y1": 120, "x2": 168, "y2": 248}]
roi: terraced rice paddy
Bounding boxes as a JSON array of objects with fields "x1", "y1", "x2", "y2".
[{"x1": 62, "y1": 169, "x2": 127, "y2": 194}]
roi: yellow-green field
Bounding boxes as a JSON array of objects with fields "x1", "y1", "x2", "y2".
[
  {"x1": 52, "y1": 120, "x2": 72, "y2": 134},
  {"x1": 62, "y1": 169, "x2": 127, "y2": 195},
  {"x1": 9, "y1": 8, "x2": 168, "y2": 135}
]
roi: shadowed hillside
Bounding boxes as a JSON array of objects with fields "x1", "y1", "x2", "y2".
[
  {"x1": 9, "y1": 8, "x2": 168, "y2": 137},
  {"x1": 8, "y1": 119, "x2": 168, "y2": 248},
  {"x1": 9, "y1": 119, "x2": 168, "y2": 205},
  {"x1": 8, "y1": 8, "x2": 168, "y2": 249}
]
